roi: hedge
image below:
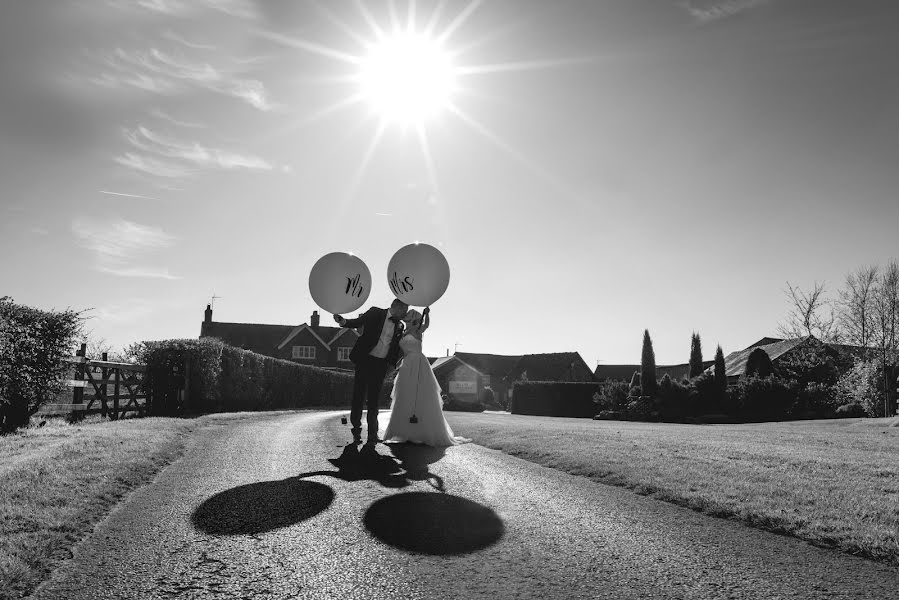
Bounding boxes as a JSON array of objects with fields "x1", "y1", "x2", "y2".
[
  {"x1": 510, "y1": 381, "x2": 604, "y2": 418},
  {"x1": 133, "y1": 338, "x2": 354, "y2": 414},
  {"x1": 0, "y1": 297, "x2": 83, "y2": 433}
]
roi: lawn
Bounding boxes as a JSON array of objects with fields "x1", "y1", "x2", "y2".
[
  {"x1": 446, "y1": 412, "x2": 899, "y2": 565},
  {"x1": 0, "y1": 416, "x2": 192, "y2": 600}
]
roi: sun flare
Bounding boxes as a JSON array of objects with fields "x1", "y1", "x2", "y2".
[{"x1": 358, "y1": 32, "x2": 456, "y2": 125}]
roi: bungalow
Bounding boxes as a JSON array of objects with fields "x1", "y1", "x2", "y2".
[{"x1": 199, "y1": 304, "x2": 358, "y2": 371}]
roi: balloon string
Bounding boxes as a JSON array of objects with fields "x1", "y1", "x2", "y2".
[{"x1": 413, "y1": 352, "x2": 422, "y2": 421}]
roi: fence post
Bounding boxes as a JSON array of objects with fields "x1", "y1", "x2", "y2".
[
  {"x1": 72, "y1": 343, "x2": 86, "y2": 414},
  {"x1": 100, "y1": 352, "x2": 109, "y2": 418},
  {"x1": 113, "y1": 364, "x2": 121, "y2": 420}
]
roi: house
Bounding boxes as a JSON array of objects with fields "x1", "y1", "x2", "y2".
[
  {"x1": 594, "y1": 361, "x2": 714, "y2": 382},
  {"x1": 431, "y1": 351, "x2": 595, "y2": 407},
  {"x1": 712, "y1": 335, "x2": 872, "y2": 383},
  {"x1": 199, "y1": 304, "x2": 359, "y2": 371}
]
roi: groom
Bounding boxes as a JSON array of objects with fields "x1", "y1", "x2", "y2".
[{"x1": 334, "y1": 298, "x2": 409, "y2": 445}]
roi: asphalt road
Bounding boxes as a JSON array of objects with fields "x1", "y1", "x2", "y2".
[{"x1": 30, "y1": 411, "x2": 899, "y2": 599}]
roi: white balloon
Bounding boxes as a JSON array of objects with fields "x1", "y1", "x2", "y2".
[
  {"x1": 387, "y1": 243, "x2": 450, "y2": 307},
  {"x1": 309, "y1": 252, "x2": 372, "y2": 314}
]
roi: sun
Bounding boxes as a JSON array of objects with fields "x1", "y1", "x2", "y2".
[{"x1": 358, "y1": 31, "x2": 456, "y2": 125}]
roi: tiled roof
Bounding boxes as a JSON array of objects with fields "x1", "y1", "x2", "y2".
[
  {"x1": 506, "y1": 352, "x2": 593, "y2": 382},
  {"x1": 594, "y1": 364, "x2": 641, "y2": 381},
  {"x1": 452, "y1": 352, "x2": 522, "y2": 377},
  {"x1": 201, "y1": 321, "x2": 296, "y2": 355},
  {"x1": 718, "y1": 337, "x2": 812, "y2": 377},
  {"x1": 594, "y1": 361, "x2": 715, "y2": 382}
]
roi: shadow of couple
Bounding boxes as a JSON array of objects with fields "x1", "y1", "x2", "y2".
[{"x1": 191, "y1": 443, "x2": 504, "y2": 555}]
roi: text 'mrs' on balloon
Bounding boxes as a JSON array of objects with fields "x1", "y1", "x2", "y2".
[{"x1": 386, "y1": 243, "x2": 450, "y2": 307}]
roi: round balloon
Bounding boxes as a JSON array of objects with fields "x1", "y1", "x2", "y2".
[
  {"x1": 308, "y1": 252, "x2": 372, "y2": 314},
  {"x1": 386, "y1": 243, "x2": 450, "y2": 306}
]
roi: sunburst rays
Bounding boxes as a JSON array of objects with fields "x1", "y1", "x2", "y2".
[{"x1": 261, "y1": 0, "x2": 595, "y2": 226}]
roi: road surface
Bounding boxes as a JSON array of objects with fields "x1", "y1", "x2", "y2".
[{"x1": 30, "y1": 411, "x2": 899, "y2": 599}]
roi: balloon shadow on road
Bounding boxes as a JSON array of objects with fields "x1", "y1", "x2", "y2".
[
  {"x1": 191, "y1": 479, "x2": 334, "y2": 535},
  {"x1": 295, "y1": 443, "x2": 446, "y2": 490},
  {"x1": 364, "y1": 492, "x2": 505, "y2": 555}
]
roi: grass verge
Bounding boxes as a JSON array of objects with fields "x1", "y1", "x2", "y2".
[
  {"x1": 446, "y1": 412, "x2": 899, "y2": 565},
  {"x1": 0, "y1": 416, "x2": 193, "y2": 600}
]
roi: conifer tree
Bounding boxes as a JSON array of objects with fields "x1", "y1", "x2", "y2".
[
  {"x1": 689, "y1": 332, "x2": 704, "y2": 378},
  {"x1": 641, "y1": 329, "x2": 657, "y2": 395}
]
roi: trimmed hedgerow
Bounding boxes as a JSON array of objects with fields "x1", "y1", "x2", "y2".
[
  {"x1": 510, "y1": 381, "x2": 604, "y2": 418},
  {"x1": 131, "y1": 338, "x2": 353, "y2": 414}
]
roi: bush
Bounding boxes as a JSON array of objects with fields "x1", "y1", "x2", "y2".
[
  {"x1": 656, "y1": 374, "x2": 697, "y2": 421},
  {"x1": 510, "y1": 381, "x2": 603, "y2": 417},
  {"x1": 732, "y1": 375, "x2": 797, "y2": 421},
  {"x1": 624, "y1": 396, "x2": 657, "y2": 421},
  {"x1": 793, "y1": 382, "x2": 837, "y2": 419},
  {"x1": 832, "y1": 358, "x2": 883, "y2": 417},
  {"x1": 592, "y1": 381, "x2": 630, "y2": 413},
  {"x1": 0, "y1": 298, "x2": 83, "y2": 433},
  {"x1": 745, "y1": 348, "x2": 774, "y2": 378},
  {"x1": 835, "y1": 403, "x2": 867, "y2": 418},
  {"x1": 593, "y1": 410, "x2": 625, "y2": 420},
  {"x1": 693, "y1": 372, "x2": 726, "y2": 415}
]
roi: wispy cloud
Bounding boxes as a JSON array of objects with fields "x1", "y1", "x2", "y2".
[
  {"x1": 89, "y1": 46, "x2": 274, "y2": 110},
  {"x1": 679, "y1": 0, "x2": 771, "y2": 25},
  {"x1": 72, "y1": 217, "x2": 179, "y2": 279},
  {"x1": 161, "y1": 30, "x2": 216, "y2": 51},
  {"x1": 116, "y1": 125, "x2": 273, "y2": 178},
  {"x1": 109, "y1": 0, "x2": 258, "y2": 20},
  {"x1": 30, "y1": 227, "x2": 50, "y2": 236},
  {"x1": 99, "y1": 190, "x2": 163, "y2": 201},
  {"x1": 150, "y1": 108, "x2": 206, "y2": 128}
]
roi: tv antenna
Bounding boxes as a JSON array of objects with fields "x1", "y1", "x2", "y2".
[{"x1": 210, "y1": 293, "x2": 222, "y2": 310}]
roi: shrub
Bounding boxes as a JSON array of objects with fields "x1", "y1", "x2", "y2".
[
  {"x1": 510, "y1": 381, "x2": 603, "y2": 417},
  {"x1": 745, "y1": 348, "x2": 774, "y2": 378},
  {"x1": 835, "y1": 403, "x2": 867, "y2": 418},
  {"x1": 593, "y1": 410, "x2": 625, "y2": 420},
  {"x1": 0, "y1": 298, "x2": 84, "y2": 433},
  {"x1": 732, "y1": 375, "x2": 797, "y2": 421},
  {"x1": 793, "y1": 382, "x2": 837, "y2": 418},
  {"x1": 656, "y1": 374, "x2": 696, "y2": 421},
  {"x1": 832, "y1": 358, "x2": 882, "y2": 417},
  {"x1": 624, "y1": 396, "x2": 657, "y2": 421},
  {"x1": 692, "y1": 372, "x2": 725, "y2": 415},
  {"x1": 592, "y1": 381, "x2": 630, "y2": 413},
  {"x1": 132, "y1": 338, "x2": 224, "y2": 414}
]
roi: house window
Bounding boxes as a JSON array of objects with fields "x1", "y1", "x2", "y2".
[
  {"x1": 292, "y1": 346, "x2": 316, "y2": 359},
  {"x1": 337, "y1": 347, "x2": 351, "y2": 362}
]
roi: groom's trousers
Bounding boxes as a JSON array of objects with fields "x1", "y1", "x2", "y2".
[{"x1": 350, "y1": 355, "x2": 390, "y2": 440}]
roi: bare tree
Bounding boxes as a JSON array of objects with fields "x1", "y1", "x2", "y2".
[
  {"x1": 838, "y1": 265, "x2": 879, "y2": 349},
  {"x1": 872, "y1": 261, "x2": 899, "y2": 416},
  {"x1": 778, "y1": 281, "x2": 839, "y2": 342}
]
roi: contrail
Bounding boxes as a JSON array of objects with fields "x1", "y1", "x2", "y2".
[{"x1": 99, "y1": 190, "x2": 161, "y2": 201}]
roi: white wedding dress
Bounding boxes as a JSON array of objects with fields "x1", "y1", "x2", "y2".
[{"x1": 383, "y1": 335, "x2": 470, "y2": 446}]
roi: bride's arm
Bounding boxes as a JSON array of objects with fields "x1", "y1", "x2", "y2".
[{"x1": 419, "y1": 308, "x2": 430, "y2": 334}]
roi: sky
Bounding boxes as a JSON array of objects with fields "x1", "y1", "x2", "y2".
[{"x1": 1, "y1": 0, "x2": 898, "y2": 366}]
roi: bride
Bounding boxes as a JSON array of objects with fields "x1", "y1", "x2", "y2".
[{"x1": 383, "y1": 308, "x2": 469, "y2": 446}]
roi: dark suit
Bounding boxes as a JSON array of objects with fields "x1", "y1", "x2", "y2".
[{"x1": 341, "y1": 307, "x2": 404, "y2": 441}]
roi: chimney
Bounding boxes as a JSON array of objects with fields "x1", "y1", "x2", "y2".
[
  {"x1": 311, "y1": 310, "x2": 320, "y2": 329},
  {"x1": 204, "y1": 304, "x2": 212, "y2": 323}
]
